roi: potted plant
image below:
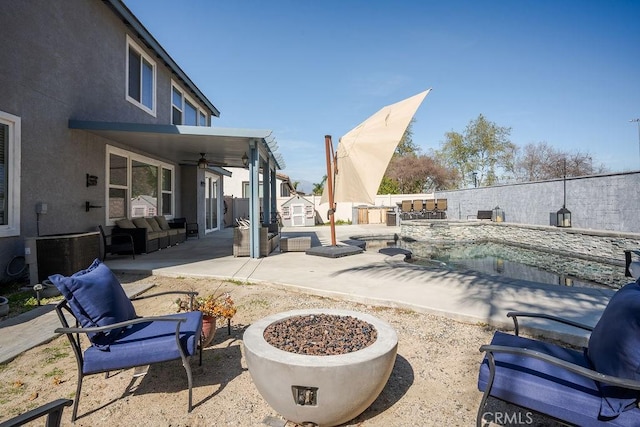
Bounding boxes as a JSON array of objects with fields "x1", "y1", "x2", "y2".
[{"x1": 176, "y1": 287, "x2": 236, "y2": 347}]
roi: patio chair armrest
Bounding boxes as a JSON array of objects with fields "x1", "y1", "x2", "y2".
[
  {"x1": 0, "y1": 398, "x2": 73, "y2": 427},
  {"x1": 54, "y1": 315, "x2": 188, "y2": 335},
  {"x1": 507, "y1": 311, "x2": 594, "y2": 336},
  {"x1": 480, "y1": 344, "x2": 640, "y2": 390}
]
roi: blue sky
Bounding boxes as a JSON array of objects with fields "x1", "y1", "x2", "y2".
[{"x1": 124, "y1": 0, "x2": 640, "y2": 191}]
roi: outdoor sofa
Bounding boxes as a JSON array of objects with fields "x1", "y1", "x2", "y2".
[{"x1": 113, "y1": 216, "x2": 186, "y2": 254}]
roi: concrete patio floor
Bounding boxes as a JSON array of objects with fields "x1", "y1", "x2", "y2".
[{"x1": 0, "y1": 223, "x2": 618, "y2": 364}]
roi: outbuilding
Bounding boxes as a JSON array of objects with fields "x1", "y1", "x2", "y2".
[{"x1": 281, "y1": 196, "x2": 315, "y2": 227}]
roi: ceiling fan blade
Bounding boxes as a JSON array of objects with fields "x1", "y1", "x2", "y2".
[{"x1": 179, "y1": 153, "x2": 228, "y2": 167}]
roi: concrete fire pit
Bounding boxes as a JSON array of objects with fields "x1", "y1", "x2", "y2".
[{"x1": 243, "y1": 309, "x2": 398, "y2": 427}]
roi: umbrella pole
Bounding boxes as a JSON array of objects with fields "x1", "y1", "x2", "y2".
[{"x1": 325, "y1": 135, "x2": 337, "y2": 246}]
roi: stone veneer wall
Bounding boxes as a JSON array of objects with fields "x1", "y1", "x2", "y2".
[{"x1": 401, "y1": 220, "x2": 640, "y2": 266}]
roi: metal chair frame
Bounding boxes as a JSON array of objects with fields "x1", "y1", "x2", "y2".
[{"x1": 54, "y1": 291, "x2": 202, "y2": 422}]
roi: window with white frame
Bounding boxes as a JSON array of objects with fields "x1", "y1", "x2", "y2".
[
  {"x1": 126, "y1": 35, "x2": 156, "y2": 116},
  {"x1": 171, "y1": 86, "x2": 183, "y2": 124},
  {"x1": 171, "y1": 81, "x2": 208, "y2": 126},
  {"x1": 242, "y1": 181, "x2": 265, "y2": 198},
  {"x1": 107, "y1": 147, "x2": 174, "y2": 223},
  {"x1": 161, "y1": 168, "x2": 173, "y2": 216},
  {"x1": 0, "y1": 111, "x2": 20, "y2": 237}
]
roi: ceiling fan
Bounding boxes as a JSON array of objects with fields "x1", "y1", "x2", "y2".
[{"x1": 181, "y1": 153, "x2": 227, "y2": 169}]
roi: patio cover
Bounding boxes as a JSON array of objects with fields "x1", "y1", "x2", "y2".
[
  {"x1": 68, "y1": 120, "x2": 285, "y2": 170},
  {"x1": 69, "y1": 120, "x2": 285, "y2": 258}
]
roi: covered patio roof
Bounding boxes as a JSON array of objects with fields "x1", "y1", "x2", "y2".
[{"x1": 68, "y1": 120, "x2": 285, "y2": 170}]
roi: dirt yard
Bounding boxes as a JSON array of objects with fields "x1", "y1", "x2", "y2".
[{"x1": 0, "y1": 274, "x2": 560, "y2": 426}]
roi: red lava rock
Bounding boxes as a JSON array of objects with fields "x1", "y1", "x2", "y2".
[{"x1": 263, "y1": 314, "x2": 377, "y2": 355}]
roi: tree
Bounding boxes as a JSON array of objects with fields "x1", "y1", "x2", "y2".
[
  {"x1": 436, "y1": 114, "x2": 516, "y2": 188},
  {"x1": 378, "y1": 176, "x2": 399, "y2": 194},
  {"x1": 513, "y1": 142, "x2": 608, "y2": 181},
  {"x1": 378, "y1": 118, "x2": 458, "y2": 194},
  {"x1": 312, "y1": 175, "x2": 327, "y2": 195},
  {"x1": 394, "y1": 118, "x2": 419, "y2": 157},
  {"x1": 384, "y1": 154, "x2": 458, "y2": 193}
]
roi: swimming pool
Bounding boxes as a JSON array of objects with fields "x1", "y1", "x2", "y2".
[{"x1": 356, "y1": 235, "x2": 628, "y2": 289}]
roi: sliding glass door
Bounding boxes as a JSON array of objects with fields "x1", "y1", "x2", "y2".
[{"x1": 205, "y1": 173, "x2": 219, "y2": 232}]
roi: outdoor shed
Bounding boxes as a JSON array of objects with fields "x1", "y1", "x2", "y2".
[{"x1": 281, "y1": 196, "x2": 315, "y2": 227}]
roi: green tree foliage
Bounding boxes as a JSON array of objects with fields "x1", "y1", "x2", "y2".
[
  {"x1": 312, "y1": 175, "x2": 327, "y2": 195},
  {"x1": 378, "y1": 176, "x2": 400, "y2": 194},
  {"x1": 394, "y1": 118, "x2": 419, "y2": 157},
  {"x1": 436, "y1": 114, "x2": 516, "y2": 188},
  {"x1": 378, "y1": 118, "x2": 458, "y2": 194}
]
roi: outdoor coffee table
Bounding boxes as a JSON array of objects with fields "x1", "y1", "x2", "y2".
[{"x1": 280, "y1": 236, "x2": 311, "y2": 252}]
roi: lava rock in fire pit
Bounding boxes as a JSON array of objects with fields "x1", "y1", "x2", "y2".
[{"x1": 263, "y1": 314, "x2": 378, "y2": 355}]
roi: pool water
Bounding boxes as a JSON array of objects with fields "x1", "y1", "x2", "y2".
[{"x1": 358, "y1": 236, "x2": 628, "y2": 289}]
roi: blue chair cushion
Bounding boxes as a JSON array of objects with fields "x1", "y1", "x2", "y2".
[
  {"x1": 479, "y1": 331, "x2": 640, "y2": 426},
  {"x1": 49, "y1": 259, "x2": 137, "y2": 349},
  {"x1": 82, "y1": 311, "x2": 202, "y2": 374},
  {"x1": 588, "y1": 280, "x2": 640, "y2": 418}
]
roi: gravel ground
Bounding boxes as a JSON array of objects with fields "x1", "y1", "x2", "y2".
[{"x1": 0, "y1": 274, "x2": 562, "y2": 426}]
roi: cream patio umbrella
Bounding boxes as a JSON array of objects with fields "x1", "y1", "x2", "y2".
[{"x1": 320, "y1": 89, "x2": 431, "y2": 247}]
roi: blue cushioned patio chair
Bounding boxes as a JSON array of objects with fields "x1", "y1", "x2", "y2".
[
  {"x1": 477, "y1": 280, "x2": 640, "y2": 426},
  {"x1": 51, "y1": 259, "x2": 203, "y2": 422}
]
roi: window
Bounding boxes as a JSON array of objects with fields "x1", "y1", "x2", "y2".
[
  {"x1": 280, "y1": 183, "x2": 291, "y2": 197},
  {"x1": 242, "y1": 181, "x2": 264, "y2": 198},
  {"x1": 0, "y1": 111, "x2": 20, "y2": 237},
  {"x1": 131, "y1": 160, "x2": 158, "y2": 217},
  {"x1": 108, "y1": 153, "x2": 128, "y2": 220},
  {"x1": 161, "y1": 168, "x2": 173, "y2": 216},
  {"x1": 184, "y1": 100, "x2": 197, "y2": 125},
  {"x1": 172, "y1": 87, "x2": 182, "y2": 125},
  {"x1": 107, "y1": 147, "x2": 174, "y2": 223},
  {"x1": 171, "y1": 81, "x2": 208, "y2": 126},
  {"x1": 126, "y1": 36, "x2": 156, "y2": 115}
]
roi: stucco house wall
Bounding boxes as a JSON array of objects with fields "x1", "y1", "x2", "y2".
[{"x1": 0, "y1": 0, "x2": 218, "y2": 276}]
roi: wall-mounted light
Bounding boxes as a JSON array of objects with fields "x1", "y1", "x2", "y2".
[
  {"x1": 197, "y1": 153, "x2": 208, "y2": 169},
  {"x1": 241, "y1": 152, "x2": 249, "y2": 167},
  {"x1": 556, "y1": 159, "x2": 571, "y2": 228},
  {"x1": 491, "y1": 205, "x2": 504, "y2": 222}
]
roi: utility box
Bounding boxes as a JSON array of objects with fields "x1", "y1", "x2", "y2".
[
  {"x1": 386, "y1": 210, "x2": 398, "y2": 226},
  {"x1": 25, "y1": 232, "x2": 100, "y2": 284}
]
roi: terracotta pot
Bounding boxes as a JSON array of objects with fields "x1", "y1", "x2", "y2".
[{"x1": 201, "y1": 315, "x2": 217, "y2": 347}]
